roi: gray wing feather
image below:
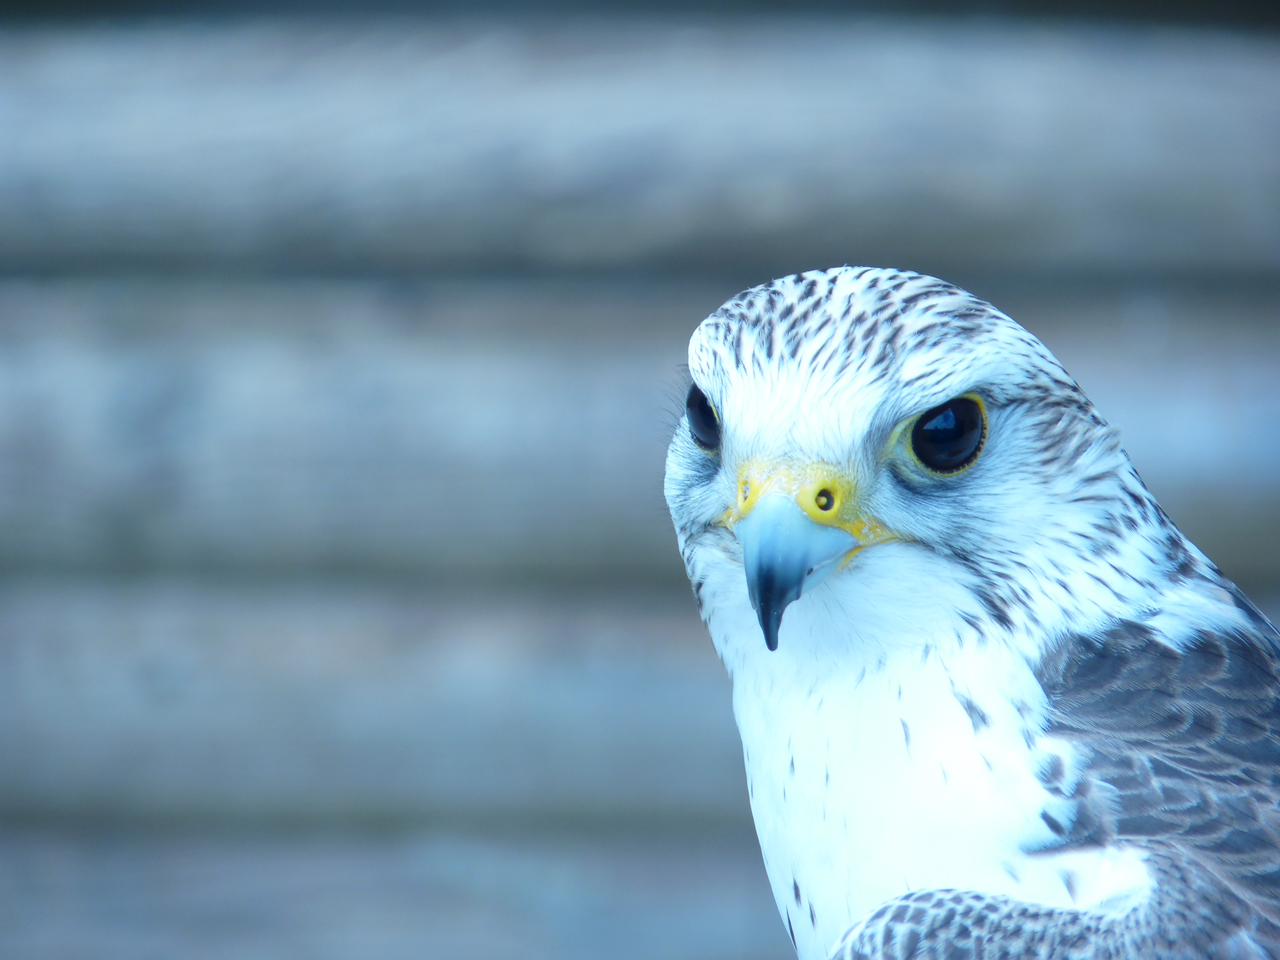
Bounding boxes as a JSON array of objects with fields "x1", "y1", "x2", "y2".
[
  {"x1": 828, "y1": 851, "x2": 1262, "y2": 960},
  {"x1": 1039, "y1": 614, "x2": 1280, "y2": 917},
  {"x1": 830, "y1": 594, "x2": 1280, "y2": 960}
]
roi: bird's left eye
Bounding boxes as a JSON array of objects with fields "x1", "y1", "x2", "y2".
[
  {"x1": 911, "y1": 395, "x2": 986, "y2": 474},
  {"x1": 686, "y1": 384, "x2": 721, "y2": 453}
]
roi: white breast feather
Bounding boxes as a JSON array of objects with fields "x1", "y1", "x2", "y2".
[{"x1": 702, "y1": 543, "x2": 1152, "y2": 960}]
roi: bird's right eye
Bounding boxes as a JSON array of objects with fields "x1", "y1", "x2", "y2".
[{"x1": 686, "y1": 384, "x2": 721, "y2": 453}]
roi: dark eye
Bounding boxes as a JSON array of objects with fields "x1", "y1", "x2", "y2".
[
  {"x1": 686, "y1": 384, "x2": 721, "y2": 453},
  {"x1": 911, "y1": 396, "x2": 985, "y2": 474}
]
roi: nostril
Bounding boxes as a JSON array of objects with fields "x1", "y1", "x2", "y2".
[{"x1": 815, "y1": 489, "x2": 835, "y2": 511}]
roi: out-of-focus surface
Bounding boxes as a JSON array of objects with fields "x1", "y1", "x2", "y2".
[
  {"x1": 2, "y1": 23, "x2": 1278, "y2": 276},
  {"x1": 0, "y1": 825, "x2": 792, "y2": 960},
  {"x1": 1, "y1": 15, "x2": 1277, "y2": 960}
]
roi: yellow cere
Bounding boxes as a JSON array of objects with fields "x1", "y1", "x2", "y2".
[{"x1": 719, "y1": 460, "x2": 898, "y2": 548}]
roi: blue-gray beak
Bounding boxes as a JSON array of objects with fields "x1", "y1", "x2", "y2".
[{"x1": 734, "y1": 495, "x2": 859, "y2": 651}]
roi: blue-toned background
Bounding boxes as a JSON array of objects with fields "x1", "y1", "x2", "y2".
[{"x1": 0, "y1": 6, "x2": 1277, "y2": 958}]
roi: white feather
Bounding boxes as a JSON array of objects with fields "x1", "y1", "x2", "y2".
[{"x1": 701, "y1": 543, "x2": 1151, "y2": 959}]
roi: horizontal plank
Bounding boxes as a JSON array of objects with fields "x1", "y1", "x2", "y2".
[
  {"x1": 0, "y1": 825, "x2": 791, "y2": 960},
  {"x1": 0, "y1": 277, "x2": 704, "y2": 583},
  {"x1": 0, "y1": 578, "x2": 746, "y2": 822},
  {"x1": 0, "y1": 277, "x2": 1277, "y2": 586},
  {"x1": 1, "y1": 22, "x2": 1277, "y2": 274}
]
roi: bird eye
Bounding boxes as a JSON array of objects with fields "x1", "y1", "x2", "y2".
[
  {"x1": 686, "y1": 384, "x2": 721, "y2": 453},
  {"x1": 911, "y1": 395, "x2": 985, "y2": 474}
]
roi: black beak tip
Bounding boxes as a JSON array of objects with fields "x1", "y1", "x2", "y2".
[
  {"x1": 756, "y1": 602, "x2": 786, "y2": 652},
  {"x1": 746, "y1": 561, "x2": 802, "y2": 653}
]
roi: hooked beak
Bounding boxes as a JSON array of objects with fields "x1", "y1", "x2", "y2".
[
  {"x1": 726, "y1": 464, "x2": 895, "y2": 651},
  {"x1": 736, "y1": 497, "x2": 858, "y2": 650}
]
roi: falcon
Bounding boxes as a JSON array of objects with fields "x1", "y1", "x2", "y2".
[{"x1": 664, "y1": 267, "x2": 1280, "y2": 960}]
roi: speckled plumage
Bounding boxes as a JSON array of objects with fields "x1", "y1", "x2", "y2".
[{"x1": 664, "y1": 267, "x2": 1280, "y2": 960}]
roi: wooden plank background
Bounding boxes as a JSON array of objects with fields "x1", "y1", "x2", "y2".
[
  {"x1": 1, "y1": 23, "x2": 1277, "y2": 276},
  {"x1": 0, "y1": 18, "x2": 1277, "y2": 960}
]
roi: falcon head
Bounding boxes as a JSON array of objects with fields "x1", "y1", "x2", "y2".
[{"x1": 665, "y1": 267, "x2": 1178, "y2": 653}]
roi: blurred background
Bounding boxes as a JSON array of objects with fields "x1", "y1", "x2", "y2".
[{"x1": 0, "y1": 2, "x2": 1277, "y2": 958}]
